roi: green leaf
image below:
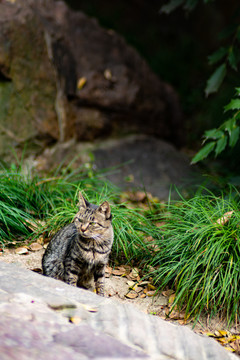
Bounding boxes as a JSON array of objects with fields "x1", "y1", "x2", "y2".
[
  {"x1": 224, "y1": 99, "x2": 240, "y2": 112},
  {"x1": 160, "y1": 0, "x2": 184, "y2": 14},
  {"x1": 191, "y1": 142, "x2": 215, "y2": 164},
  {"x1": 208, "y1": 47, "x2": 227, "y2": 66},
  {"x1": 228, "y1": 48, "x2": 238, "y2": 71},
  {"x1": 215, "y1": 136, "x2": 227, "y2": 156},
  {"x1": 222, "y1": 118, "x2": 235, "y2": 136},
  {"x1": 205, "y1": 64, "x2": 226, "y2": 97},
  {"x1": 204, "y1": 128, "x2": 224, "y2": 140},
  {"x1": 229, "y1": 126, "x2": 240, "y2": 147}
]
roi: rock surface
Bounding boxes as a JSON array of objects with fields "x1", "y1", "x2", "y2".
[
  {"x1": 0, "y1": 0, "x2": 182, "y2": 160},
  {"x1": 35, "y1": 135, "x2": 201, "y2": 200},
  {"x1": 0, "y1": 261, "x2": 236, "y2": 360},
  {"x1": 93, "y1": 135, "x2": 201, "y2": 199}
]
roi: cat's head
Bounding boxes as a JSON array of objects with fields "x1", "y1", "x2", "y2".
[{"x1": 74, "y1": 191, "x2": 112, "y2": 239}]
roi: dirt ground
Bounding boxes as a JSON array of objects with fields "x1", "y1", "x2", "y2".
[{"x1": 0, "y1": 245, "x2": 240, "y2": 356}]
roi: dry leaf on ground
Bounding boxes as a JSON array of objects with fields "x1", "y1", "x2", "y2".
[
  {"x1": 29, "y1": 243, "x2": 43, "y2": 251},
  {"x1": 215, "y1": 211, "x2": 234, "y2": 226},
  {"x1": 125, "y1": 291, "x2": 138, "y2": 299},
  {"x1": 15, "y1": 247, "x2": 29, "y2": 255}
]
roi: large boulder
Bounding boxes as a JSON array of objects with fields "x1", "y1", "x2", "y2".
[{"x1": 0, "y1": 0, "x2": 182, "y2": 159}]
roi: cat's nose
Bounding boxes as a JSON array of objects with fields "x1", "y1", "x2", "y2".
[{"x1": 81, "y1": 223, "x2": 89, "y2": 232}]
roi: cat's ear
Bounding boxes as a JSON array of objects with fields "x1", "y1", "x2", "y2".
[
  {"x1": 98, "y1": 201, "x2": 111, "y2": 219},
  {"x1": 77, "y1": 191, "x2": 88, "y2": 209}
]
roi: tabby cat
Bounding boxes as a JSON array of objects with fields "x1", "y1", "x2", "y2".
[{"x1": 42, "y1": 191, "x2": 113, "y2": 296}]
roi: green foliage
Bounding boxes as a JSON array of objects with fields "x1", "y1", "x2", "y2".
[
  {"x1": 192, "y1": 88, "x2": 240, "y2": 163},
  {"x1": 161, "y1": 0, "x2": 240, "y2": 163},
  {"x1": 149, "y1": 187, "x2": 240, "y2": 323},
  {"x1": 205, "y1": 64, "x2": 226, "y2": 97},
  {"x1": 160, "y1": 0, "x2": 211, "y2": 14},
  {"x1": 45, "y1": 185, "x2": 159, "y2": 263},
  {"x1": 0, "y1": 164, "x2": 159, "y2": 264}
]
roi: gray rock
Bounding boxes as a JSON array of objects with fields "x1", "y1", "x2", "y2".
[
  {"x1": 0, "y1": 262, "x2": 236, "y2": 360},
  {"x1": 93, "y1": 135, "x2": 202, "y2": 199},
  {"x1": 0, "y1": 0, "x2": 182, "y2": 161}
]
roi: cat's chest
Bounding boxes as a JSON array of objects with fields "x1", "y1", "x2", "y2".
[{"x1": 73, "y1": 238, "x2": 106, "y2": 263}]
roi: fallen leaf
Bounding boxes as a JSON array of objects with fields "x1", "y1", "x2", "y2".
[
  {"x1": 205, "y1": 332, "x2": 216, "y2": 337},
  {"x1": 168, "y1": 293, "x2": 176, "y2": 305},
  {"x1": 82, "y1": 304, "x2": 98, "y2": 312},
  {"x1": 215, "y1": 211, "x2": 234, "y2": 226},
  {"x1": 31, "y1": 268, "x2": 42, "y2": 273},
  {"x1": 105, "y1": 265, "x2": 113, "y2": 274},
  {"x1": 147, "y1": 283, "x2": 156, "y2": 291},
  {"x1": 224, "y1": 346, "x2": 235, "y2": 352},
  {"x1": 162, "y1": 289, "x2": 175, "y2": 297},
  {"x1": 127, "y1": 280, "x2": 136, "y2": 288},
  {"x1": 165, "y1": 309, "x2": 185, "y2": 320},
  {"x1": 139, "y1": 281, "x2": 150, "y2": 286},
  {"x1": 129, "y1": 267, "x2": 139, "y2": 278},
  {"x1": 140, "y1": 293, "x2": 146, "y2": 298},
  {"x1": 112, "y1": 269, "x2": 126, "y2": 276},
  {"x1": 103, "y1": 69, "x2": 112, "y2": 80},
  {"x1": 23, "y1": 219, "x2": 46, "y2": 231},
  {"x1": 134, "y1": 286, "x2": 143, "y2": 293},
  {"x1": 230, "y1": 339, "x2": 240, "y2": 352},
  {"x1": 15, "y1": 247, "x2": 28, "y2": 255},
  {"x1": 145, "y1": 290, "x2": 157, "y2": 297},
  {"x1": 218, "y1": 330, "x2": 229, "y2": 337},
  {"x1": 218, "y1": 337, "x2": 230, "y2": 344},
  {"x1": 156, "y1": 222, "x2": 166, "y2": 227},
  {"x1": 69, "y1": 316, "x2": 81, "y2": 325},
  {"x1": 125, "y1": 291, "x2": 138, "y2": 299},
  {"x1": 128, "y1": 191, "x2": 147, "y2": 202},
  {"x1": 29, "y1": 242, "x2": 43, "y2": 251},
  {"x1": 77, "y1": 77, "x2": 87, "y2": 90},
  {"x1": 37, "y1": 236, "x2": 45, "y2": 245}
]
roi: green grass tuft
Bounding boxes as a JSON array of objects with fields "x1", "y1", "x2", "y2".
[
  {"x1": 149, "y1": 186, "x2": 240, "y2": 323},
  {"x1": 0, "y1": 164, "x2": 159, "y2": 265}
]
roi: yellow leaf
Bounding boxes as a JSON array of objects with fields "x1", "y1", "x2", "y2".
[
  {"x1": 218, "y1": 330, "x2": 229, "y2": 337},
  {"x1": 147, "y1": 283, "x2": 156, "y2": 291},
  {"x1": 217, "y1": 337, "x2": 229, "y2": 344},
  {"x1": 205, "y1": 332, "x2": 215, "y2": 337},
  {"x1": 168, "y1": 293, "x2": 176, "y2": 304},
  {"x1": 69, "y1": 316, "x2": 81, "y2": 325},
  {"x1": 224, "y1": 347, "x2": 235, "y2": 352},
  {"x1": 77, "y1": 77, "x2": 87, "y2": 90}
]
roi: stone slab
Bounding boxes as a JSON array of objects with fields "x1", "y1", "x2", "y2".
[{"x1": 0, "y1": 261, "x2": 236, "y2": 360}]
